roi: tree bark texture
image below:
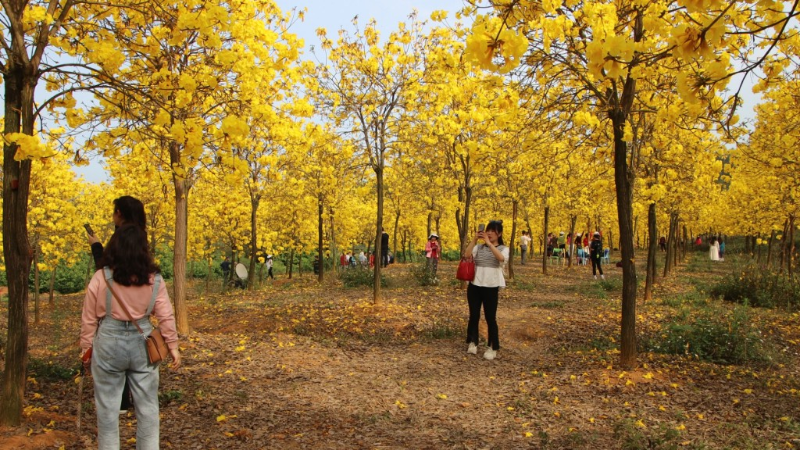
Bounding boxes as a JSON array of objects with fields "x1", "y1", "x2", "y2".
[
  {"x1": 644, "y1": 203, "x2": 657, "y2": 303},
  {"x1": 2, "y1": 59, "x2": 35, "y2": 427},
  {"x1": 171, "y1": 171, "x2": 190, "y2": 334}
]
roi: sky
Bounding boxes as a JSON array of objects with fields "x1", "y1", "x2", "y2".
[
  {"x1": 73, "y1": 0, "x2": 467, "y2": 183},
  {"x1": 72, "y1": 0, "x2": 760, "y2": 183}
]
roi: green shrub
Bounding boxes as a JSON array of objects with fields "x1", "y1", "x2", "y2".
[
  {"x1": 28, "y1": 358, "x2": 78, "y2": 381},
  {"x1": 339, "y1": 267, "x2": 387, "y2": 288},
  {"x1": 410, "y1": 262, "x2": 439, "y2": 286},
  {"x1": 642, "y1": 304, "x2": 771, "y2": 365},
  {"x1": 28, "y1": 257, "x2": 93, "y2": 295},
  {"x1": 710, "y1": 265, "x2": 800, "y2": 310},
  {"x1": 441, "y1": 249, "x2": 461, "y2": 261}
]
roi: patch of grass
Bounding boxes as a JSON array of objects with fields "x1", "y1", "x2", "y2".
[
  {"x1": 530, "y1": 300, "x2": 565, "y2": 309},
  {"x1": 28, "y1": 358, "x2": 78, "y2": 381},
  {"x1": 598, "y1": 277, "x2": 623, "y2": 291},
  {"x1": 584, "y1": 283, "x2": 608, "y2": 300},
  {"x1": 512, "y1": 280, "x2": 536, "y2": 291},
  {"x1": 641, "y1": 303, "x2": 774, "y2": 365},
  {"x1": 409, "y1": 262, "x2": 439, "y2": 286},
  {"x1": 614, "y1": 418, "x2": 684, "y2": 450},
  {"x1": 158, "y1": 389, "x2": 183, "y2": 404},
  {"x1": 423, "y1": 317, "x2": 463, "y2": 340},
  {"x1": 660, "y1": 291, "x2": 708, "y2": 308},
  {"x1": 709, "y1": 264, "x2": 800, "y2": 310},
  {"x1": 339, "y1": 268, "x2": 387, "y2": 288}
]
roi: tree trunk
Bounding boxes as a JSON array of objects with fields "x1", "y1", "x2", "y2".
[
  {"x1": 644, "y1": 203, "x2": 657, "y2": 303},
  {"x1": 205, "y1": 259, "x2": 211, "y2": 296},
  {"x1": 786, "y1": 215, "x2": 795, "y2": 276},
  {"x1": 610, "y1": 107, "x2": 638, "y2": 370},
  {"x1": 663, "y1": 213, "x2": 676, "y2": 277},
  {"x1": 373, "y1": 165, "x2": 384, "y2": 304},
  {"x1": 2, "y1": 61, "x2": 36, "y2": 427},
  {"x1": 508, "y1": 200, "x2": 518, "y2": 280},
  {"x1": 542, "y1": 204, "x2": 550, "y2": 275},
  {"x1": 767, "y1": 229, "x2": 777, "y2": 268},
  {"x1": 427, "y1": 211, "x2": 432, "y2": 242},
  {"x1": 33, "y1": 244, "x2": 40, "y2": 325},
  {"x1": 393, "y1": 210, "x2": 400, "y2": 263},
  {"x1": 672, "y1": 217, "x2": 679, "y2": 268},
  {"x1": 567, "y1": 215, "x2": 576, "y2": 269},
  {"x1": 318, "y1": 196, "x2": 325, "y2": 282},
  {"x1": 49, "y1": 265, "x2": 57, "y2": 306},
  {"x1": 682, "y1": 225, "x2": 688, "y2": 261},
  {"x1": 247, "y1": 194, "x2": 260, "y2": 290},
  {"x1": 780, "y1": 218, "x2": 790, "y2": 274},
  {"x1": 171, "y1": 168, "x2": 191, "y2": 334},
  {"x1": 288, "y1": 249, "x2": 295, "y2": 279},
  {"x1": 329, "y1": 207, "x2": 338, "y2": 274}
]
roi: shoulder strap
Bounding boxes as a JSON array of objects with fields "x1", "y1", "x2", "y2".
[
  {"x1": 103, "y1": 267, "x2": 114, "y2": 314},
  {"x1": 145, "y1": 274, "x2": 162, "y2": 316},
  {"x1": 102, "y1": 269, "x2": 147, "y2": 337}
]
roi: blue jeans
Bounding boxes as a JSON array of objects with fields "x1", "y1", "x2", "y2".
[
  {"x1": 92, "y1": 317, "x2": 160, "y2": 450},
  {"x1": 466, "y1": 284, "x2": 500, "y2": 350}
]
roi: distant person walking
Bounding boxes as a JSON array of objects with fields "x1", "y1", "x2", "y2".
[
  {"x1": 425, "y1": 234, "x2": 441, "y2": 275},
  {"x1": 266, "y1": 255, "x2": 274, "y2": 279},
  {"x1": 465, "y1": 220, "x2": 509, "y2": 361},
  {"x1": 381, "y1": 228, "x2": 390, "y2": 268},
  {"x1": 220, "y1": 256, "x2": 231, "y2": 282},
  {"x1": 709, "y1": 237, "x2": 720, "y2": 261},
  {"x1": 520, "y1": 231, "x2": 531, "y2": 265},
  {"x1": 590, "y1": 231, "x2": 605, "y2": 280}
]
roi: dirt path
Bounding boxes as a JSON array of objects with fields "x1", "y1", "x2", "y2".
[{"x1": 2, "y1": 254, "x2": 799, "y2": 449}]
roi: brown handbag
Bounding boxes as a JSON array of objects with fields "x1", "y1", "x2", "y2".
[{"x1": 104, "y1": 275, "x2": 169, "y2": 365}]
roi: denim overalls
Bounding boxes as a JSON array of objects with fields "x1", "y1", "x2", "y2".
[{"x1": 92, "y1": 268, "x2": 163, "y2": 450}]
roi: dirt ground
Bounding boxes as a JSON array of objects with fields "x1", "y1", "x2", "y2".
[{"x1": 1, "y1": 252, "x2": 799, "y2": 449}]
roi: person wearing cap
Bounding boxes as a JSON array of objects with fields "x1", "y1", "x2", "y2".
[
  {"x1": 557, "y1": 231, "x2": 566, "y2": 252},
  {"x1": 425, "y1": 234, "x2": 441, "y2": 275},
  {"x1": 266, "y1": 255, "x2": 274, "y2": 279},
  {"x1": 590, "y1": 232, "x2": 605, "y2": 280}
]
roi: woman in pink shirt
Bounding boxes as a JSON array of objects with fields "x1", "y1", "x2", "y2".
[{"x1": 81, "y1": 224, "x2": 180, "y2": 449}]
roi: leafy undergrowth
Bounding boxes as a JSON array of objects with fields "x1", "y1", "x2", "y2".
[{"x1": 2, "y1": 253, "x2": 800, "y2": 449}]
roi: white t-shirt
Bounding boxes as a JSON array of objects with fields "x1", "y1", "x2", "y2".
[
  {"x1": 521, "y1": 235, "x2": 532, "y2": 248},
  {"x1": 471, "y1": 244, "x2": 509, "y2": 288}
]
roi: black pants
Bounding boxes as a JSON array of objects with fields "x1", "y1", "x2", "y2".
[
  {"x1": 591, "y1": 255, "x2": 603, "y2": 276},
  {"x1": 466, "y1": 284, "x2": 500, "y2": 350},
  {"x1": 382, "y1": 248, "x2": 389, "y2": 267}
]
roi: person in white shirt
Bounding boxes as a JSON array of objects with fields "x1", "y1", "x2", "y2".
[
  {"x1": 520, "y1": 230, "x2": 532, "y2": 265},
  {"x1": 464, "y1": 220, "x2": 509, "y2": 360}
]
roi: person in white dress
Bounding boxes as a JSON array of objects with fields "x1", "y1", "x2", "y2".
[{"x1": 709, "y1": 236, "x2": 720, "y2": 261}]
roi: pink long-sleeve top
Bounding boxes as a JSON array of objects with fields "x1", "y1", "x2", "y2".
[{"x1": 81, "y1": 270, "x2": 179, "y2": 352}]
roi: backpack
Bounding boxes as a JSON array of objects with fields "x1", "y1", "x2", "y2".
[{"x1": 590, "y1": 240, "x2": 603, "y2": 256}]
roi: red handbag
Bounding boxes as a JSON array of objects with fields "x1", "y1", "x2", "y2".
[{"x1": 456, "y1": 257, "x2": 476, "y2": 281}]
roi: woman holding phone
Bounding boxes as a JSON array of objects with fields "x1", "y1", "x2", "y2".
[
  {"x1": 85, "y1": 196, "x2": 147, "y2": 413},
  {"x1": 464, "y1": 220, "x2": 509, "y2": 360},
  {"x1": 81, "y1": 223, "x2": 180, "y2": 449}
]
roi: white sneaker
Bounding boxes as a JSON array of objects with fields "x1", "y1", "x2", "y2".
[
  {"x1": 484, "y1": 348, "x2": 497, "y2": 360},
  {"x1": 467, "y1": 343, "x2": 478, "y2": 354},
  {"x1": 593, "y1": 275, "x2": 597, "y2": 280},
  {"x1": 601, "y1": 274, "x2": 605, "y2": 280}
]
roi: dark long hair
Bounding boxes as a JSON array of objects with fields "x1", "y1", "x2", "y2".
[
  {"x1": 100, "y1": 224, "x2": 159, "y2": 286},
  {"x1": 114, "y1": 196, "x2": 146, "y2": 230},
  {"x1": 486, "y1": 220, "x2": 505, "y2": 246}
]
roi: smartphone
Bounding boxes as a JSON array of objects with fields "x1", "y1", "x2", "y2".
[
  {"x1": 83, "y1": 223, "x2": 94, "y2": 236},
  {"x1": 478, "y1": 223, "x2": 485, "y2": 232}
]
